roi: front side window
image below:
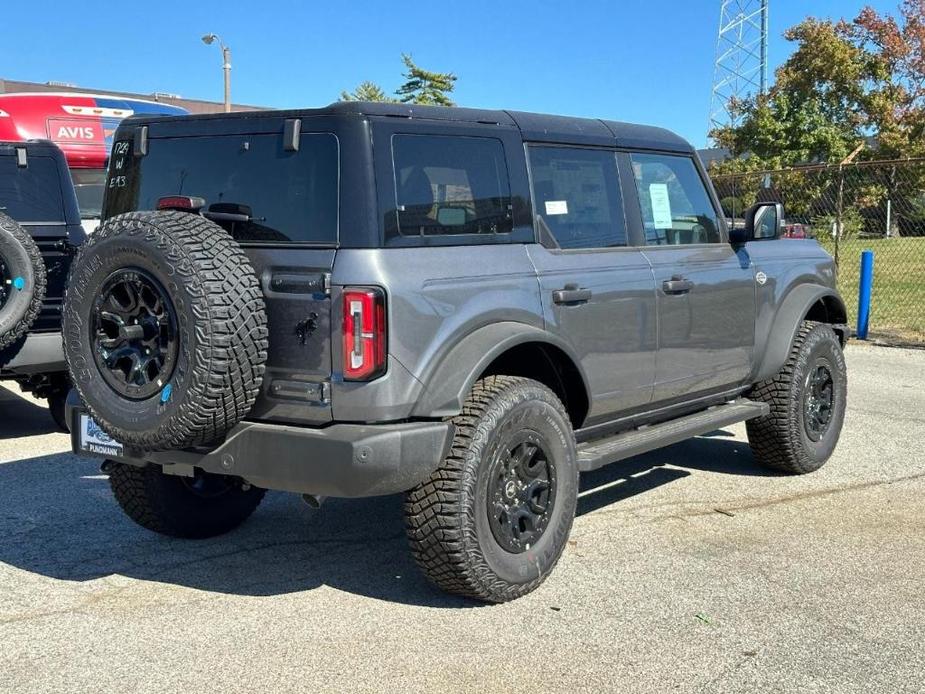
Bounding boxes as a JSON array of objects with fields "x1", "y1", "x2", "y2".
[
  {"x1": 106, "y1": 133, "x2": 339, "y2": 244},
  {"x1": 630, "y1": 153, "x2": 721, "y2": 245},
  {"x1": 0, "y1": 155, "x2": 65, "y2": 223},
  {"x1": 528, "y1": 146, "x2": 625, "y2": 249},
  {"x1": 387, "y1": 134, "x2": 513, "y2": 240}
]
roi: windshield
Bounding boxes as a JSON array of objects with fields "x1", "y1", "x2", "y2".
[{"x1": 70, "y1": 169, "x2": 106, "y2": 219}]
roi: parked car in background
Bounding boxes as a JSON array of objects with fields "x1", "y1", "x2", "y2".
[
  {"x1": 0, "y1": 93, "x2": 186, "y2": 233},
  {"x1": 64, "y1": 103, "x2": 848, "y2": 602},
  {"x1": 1, "y1": 140, "x2": 84, "y2": 428},
  {"x1": 782, "y1": 216, "x2": 814, "y2": 239}
]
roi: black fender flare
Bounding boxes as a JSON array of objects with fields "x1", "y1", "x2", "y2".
[
  {"x1": 411, "y1": 321, "x2": 590, "y2": 419},
  {"x1": 753, "y1": 284, "x2": 848, "y2": 382}
]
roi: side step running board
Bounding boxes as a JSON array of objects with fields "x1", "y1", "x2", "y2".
[{"x1": 576, "y1": 398, "x2": 769, "y2": 472}]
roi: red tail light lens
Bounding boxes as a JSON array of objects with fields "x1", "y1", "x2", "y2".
[
  {"x1": 157, "y1": 195, "x2": 205, "y2": 212},
  {"x1": 343, "y1": 288, "x2": 386, "y2": 381}
]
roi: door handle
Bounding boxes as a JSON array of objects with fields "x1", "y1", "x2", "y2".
[
  {"x1": 553, "y1": 284, "x2": 592, "y2": 305},
  {"x1": 662, "y1": 277, "x2": 694, "y2": 294}
]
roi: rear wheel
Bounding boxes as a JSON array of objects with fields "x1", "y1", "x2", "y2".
[
  {"x1": 108, "y1": 462, "x2": 265, "y2": 539},
  {"x1": 747, "y1": 321, "x2": 847, "y2": 474},
  {"x1": 404, "y1": 376, "x2": 578, "y2": 603}
]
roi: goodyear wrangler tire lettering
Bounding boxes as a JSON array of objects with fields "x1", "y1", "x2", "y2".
[
  {"x1": 62, "y1": 211, "x2": 269, "y2": 450},
  {"x1": 0, "y1": 211, "x2": 46, "y2": 353}
]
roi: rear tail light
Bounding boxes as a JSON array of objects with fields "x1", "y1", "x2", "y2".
[{"x1": 342, "y1": 288, "x2": 386, "y2": 381}]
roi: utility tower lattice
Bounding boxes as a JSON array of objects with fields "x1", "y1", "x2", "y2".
[{"x1": 709, "y1": 0, "x2": 769, "y2": 138}]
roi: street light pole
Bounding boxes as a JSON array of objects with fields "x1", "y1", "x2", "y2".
[{"x1": 201, "y1": 33, "x2": 231, "y2": 113}]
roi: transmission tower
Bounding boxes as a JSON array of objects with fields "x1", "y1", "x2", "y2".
[{"x1": 709, "y1": 0, "x2": 769, "y2": 138}]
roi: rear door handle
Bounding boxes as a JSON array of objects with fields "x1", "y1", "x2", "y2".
[
  {"x1": 553, "y1": 284, "x2": 592, "y2": 305},
  {"x1": 662, "y1": 277, "x2": 694, "y2": 294}
]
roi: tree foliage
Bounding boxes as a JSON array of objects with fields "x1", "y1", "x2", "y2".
[
  {"x1": 340, "y1": 54, "x2": 457, "y2": 106},
  {"x1": 340, "y1": 80, "x2": 396, "y2": 103},
  {"x1": 710, "y1": 1, "x2": 925, "y2": 171}
]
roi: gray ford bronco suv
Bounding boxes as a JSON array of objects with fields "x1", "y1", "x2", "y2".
[{"x1": 64, "y1": 103, "x2": 848, "y2": 603}]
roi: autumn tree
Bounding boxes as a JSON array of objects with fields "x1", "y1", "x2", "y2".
[{"x1": 711, "y1": 1, "x2": 925, "y2": 169}]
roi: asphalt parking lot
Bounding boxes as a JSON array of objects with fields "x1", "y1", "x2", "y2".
[{"x1": 0, "y1": 343, "x2": 922, "y2": 694}]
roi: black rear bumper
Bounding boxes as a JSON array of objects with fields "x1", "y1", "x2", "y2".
[{"x1": 69, "y1": 395, "x2": 454, "y2": 498}]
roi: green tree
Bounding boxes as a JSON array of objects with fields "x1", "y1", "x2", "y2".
[
  {"x1": 710, "y1": 1, "x2": 925, "y2": 168},
  {"x1": 394, "y1": 53, "x2": 457, "y2": 106},
  {"x1": 340, "y1": 80, "x2": 396, "y2": 103}
]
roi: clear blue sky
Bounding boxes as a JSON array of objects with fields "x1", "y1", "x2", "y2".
[{"x1": 2, "y1": 0, "x2": 899, "y2": 146}]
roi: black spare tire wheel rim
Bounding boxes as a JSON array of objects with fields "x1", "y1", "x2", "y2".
[
  {"x1": 803, "y1": 358, "x2": 835, "y2": 442},
  {"x1": 487, "y1": 431, "x2": 557, "y2": 553},
  {"x1": 0, "y1": 251, "x2": 10, "y2": 312},
  {"x1": 92, "y1": 268, "x2": 179, "y2": 401}
]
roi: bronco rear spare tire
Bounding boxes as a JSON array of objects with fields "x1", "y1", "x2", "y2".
[
  {"x1": 63, "y1": 211, "x2": 268, "y2": 450},
  {"x1": 0, "y1": 211, "x2": 46, "y2": 351}
]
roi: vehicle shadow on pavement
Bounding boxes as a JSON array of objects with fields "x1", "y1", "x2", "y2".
[
  {"x1": 577, "y1": 431, "x2": 779, "y2": 516},
  {"x1": 0, "y1": 432, "x2": 776, "y2": 608},
  {"x1": 0, "y1": 388, "x2": 57, "y2": 439}
]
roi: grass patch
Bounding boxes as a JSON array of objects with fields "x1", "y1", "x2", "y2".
[{"x1": 817, "y1": 236, "x2": 925, "y2": 343}]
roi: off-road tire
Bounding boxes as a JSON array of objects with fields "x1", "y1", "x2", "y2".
[
  {"x1": 747, "y1": 321, "x2": 847, "y2": 474},
  {"x1": 0, "y1": 211, "x2": 46, "y2": 351},
  {"x1": 108, "y1": 462, "x2": 266, "y2": 539},
  {"x1": 63, "y1": 211, "x2": 268, "y2": 450},
  {"x1": 405, "y1": 376, "x2": 578, "y2": 603}
]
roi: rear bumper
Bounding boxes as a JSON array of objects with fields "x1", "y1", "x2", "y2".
[
  {"x1": 69, "y1": 396, "x2": 454, "y2": 498},
  {"x1": 0, "y1": 332, "x2": 65, "y2": 375}
]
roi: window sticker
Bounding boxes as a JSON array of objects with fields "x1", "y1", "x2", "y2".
[
  {"x1": 545, "y1": 200, "x2": 568, "y2": 216},
  {"x1": 649, "y1": 183, "x2": 673, "y2": 228}
]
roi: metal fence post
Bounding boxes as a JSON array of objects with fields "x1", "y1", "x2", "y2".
[
  {"x1": 834, "y1": 164, "x2": 844, "y2": 268},
  {"x1": 857, "y1": 250, "x2": 874, "y2": 340}
]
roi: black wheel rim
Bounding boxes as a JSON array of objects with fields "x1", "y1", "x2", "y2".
[
  {"x1": 0, "y1": 252, "x2": 10, "y2": 311},
  {"x1": 803, "y1": 360, "x2": 835, "y2": 442},
  {"x1": 487, "y1": 432, "x2": 557, "y2": 553},
  {"x1": 91, "y1": 268, "x2": 178, "y2": 400}
]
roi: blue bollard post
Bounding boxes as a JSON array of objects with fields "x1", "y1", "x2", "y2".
[{"x1": 857, "y1": 250, "x2": 874, "y2": 339}]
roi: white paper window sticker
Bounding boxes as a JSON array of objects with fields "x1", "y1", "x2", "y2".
[
  {"x1": 545, "y1": 200, "x2": 568, "y2": 216},
  {"x1": 648, "y1": 184, "x2": 673, "y2": 228}
]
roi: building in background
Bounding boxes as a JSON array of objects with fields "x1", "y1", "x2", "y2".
[{"x1": 0, "y1": 79, "x2": 265, "y2": 115}]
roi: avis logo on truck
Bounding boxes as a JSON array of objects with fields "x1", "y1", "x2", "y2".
[{"x1": 55, "y1": 124, "x2": 97, "y2": 140}]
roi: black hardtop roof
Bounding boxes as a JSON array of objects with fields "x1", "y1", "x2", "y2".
[
  {"x1": 0, "y1": 139, "x2": 68, "y2": 159},
  {"x1": 124, "y1": 101, "x2": 694, "y2": 153}
]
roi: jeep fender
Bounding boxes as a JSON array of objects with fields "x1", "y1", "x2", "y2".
[
  {"x1": 753, "y1": 284, "x2": 848, "y2": 382},
  {"x1": 411, "y1": 321, "x2": 590, "y2": 419}
]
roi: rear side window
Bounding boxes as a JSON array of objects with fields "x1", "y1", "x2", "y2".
[
  {"x1": 528, "y1": 146, "x2": 626, "y2": 249},
  {"x1": 386, "y1": 134, "x2": 514, "y2": 241},
  {"x1": 630, "y1": 153, "x2": 721, "y2": 245},
  {"x1": 0, "y1": 155, "x2": 65, "y2": 223},
  {"x1": 106, "y1": 133, "x2": 338, "y2": 244}
]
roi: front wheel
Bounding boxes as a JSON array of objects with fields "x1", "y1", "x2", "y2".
[
  {"x1": 747, "y1": 321, "x2": 847, "y2": 474},
  {"x1": 404, "y1": 376, "x2": 578, "y2": 603},
  {"x1": 109, "y1": 463, "x2": 265, "y2": 539}
]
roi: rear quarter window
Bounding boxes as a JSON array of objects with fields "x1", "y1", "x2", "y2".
[
  {"x1": 0, "y1": 154, "x2": 65, "y2": 223},
  {"x1": 105, "y1": 132, "x2": 339, "y2": 245},
  {"x1": 384, "y1": 134, "x2": 515, "y2": 244}
]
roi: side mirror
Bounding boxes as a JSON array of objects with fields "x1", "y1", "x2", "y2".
[{"x1": 735, "y1": 202, "x2": 784, "y2": 243}]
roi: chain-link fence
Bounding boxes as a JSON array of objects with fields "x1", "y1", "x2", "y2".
[{"x1": 711, "y1": 158, "x2": 925, "y2": 345}]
